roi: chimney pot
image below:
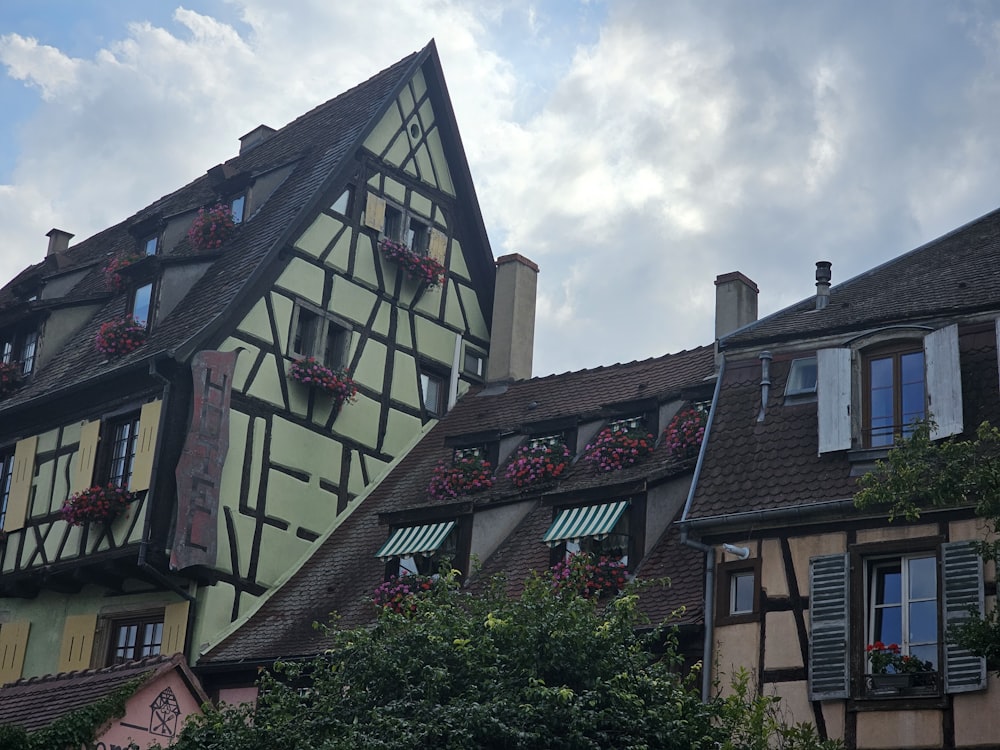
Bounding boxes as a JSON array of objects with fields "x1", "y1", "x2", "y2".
[
  {"x1": 46, "y1": 228, "x2": 74, "y2": 257},
  {"x1": 486, "y1": 253, "x2": 538, "y2": 384},
  {"x1": 714, "y1": 271, "x2": 759, "y2": 340},
  {"x1": 815, "y1": 261, "x2": 832, "y2": 310}
]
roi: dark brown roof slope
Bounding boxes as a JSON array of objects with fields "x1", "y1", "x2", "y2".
[
  {"x1": 0, "y1": 653, "x2": 206, "y2": 733},
  {"x1": 0, "y1": 43, "x2": 490, "y2": 418},
  {"x1": 722, "y1": 206, "x2": 1000, "y2": 348},
  {"x1": 202, "y1": 346, "x2": 716, "y2": 665}
]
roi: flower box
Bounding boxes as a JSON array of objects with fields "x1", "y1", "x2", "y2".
[
  {"x1": 428, "y1": 455, "x2": 493, "y2": 501},
  {"x1": 663, "y1": 406, "x2": 707, "y2": 460},
  {"x1": 504, "y1": 442, "x2": 571, "y2": 488},
  {"x1": 188, "y1": 203, "x2": 236, "y2": 251},
  {"x1": 103, "y1": 253, "x2": 145, "y2": 292},
  {"x1": 60, "y1": 484, "x2": 135, "y2": 527},
  {"x1": 372, "y1": 574, "x2": 434, "y2": 615},
  {"x1": 96, "y1": 317, "x2": 146, "y2": 357},
  {"x1": 551, "y1": 552, "x2": 628, "y2": 599},
  {"x1": 288, "y1": 357, "x2": 358, "y2": 406},
  {"x1": 379, "y1": 238, "x2": 446, "y2": 287},
  {"x1": 0, "y1": 361, "x2": 24, "y2": 399},
  {"x1": 582, "y1": 425, "x2": 654, "y2": 472}
]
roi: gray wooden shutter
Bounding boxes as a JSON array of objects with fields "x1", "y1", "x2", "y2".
[
  {"x1": 942, "y1": 540, "x2": 987, "y2": 693},
  {"x1": 925, "y1": 324, "x2": 963, "y2": 440},
  {"x1": 809, "y1": 553, "x2": 850, "y2": 700},
  {"x1": 816, "y1": 348, "x2": 852, "y2": 454}
]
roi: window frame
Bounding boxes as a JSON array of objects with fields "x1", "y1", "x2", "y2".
[
  {"x1": 99, "y1": 412, "x2": 142, "y2": 490},
  {"x1": 861, "y1": 343, "x2": 926, "y2": 448},
  {"x1": 1, "y1": 326, "x2": 40, "y2": 377},
  {"x1": 129, "y1": 281, "x2": 157, "y2": 330},
  {"x1": 105, "y1": 610, "x2": 164, "y2": 666},
  {"x1": 287, "y1": 300, "x2": 352, "y2": 371},
  {"x1": 716, "y1": 557, "x2": 761, "y2": 626},
  {"x1": 784, "y1": 356, "x2": 817, "y2": 402},
  {"x1": 229, "y1": 193, "x2": 247, "y2": 224},
  {"x1": 419, "y1": 368, "x2": 447, "y2": 417},
  {"x1": 546, "y1": 496, "x2": 646, "y2": 573},
  {"x1": 380, "y1": 515, "x2": 473, "y2": 582},
  {"x1": 381, "y1": 200, "x2": 431, "y2": 256}
]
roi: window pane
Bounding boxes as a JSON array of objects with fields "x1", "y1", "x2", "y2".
[
  {"x1": 870, "y1": 357, "x2": 893, "y2": 390},
  {"x1": 144, "y1": 236, "x2": 158, "y2": 256},
  {"x1": 872, "y1": 605, "x2": 902, "y2": 645},
  {"x1": 20, "y1": 332, "x2": 38, "y2": 375},
  {"x1": 132, "y1": 283, "x2": 153, "y2": 327},
  {"x1": 421, "y1": 373, "x2": 443, "y2": 415},
  {"x1": 900, "y1": 351, "x2": 924, "y2": 385},
  {"x1": 230, "y1": 194, "x2": 246, "y2": 224},
  {"x1": 910, "y1": 643, "x2": 937, "y2": 668},
  {"x1": 908, "y1": 556, "x2": 936, "y2": 599},
  {"x1": 732, "y1": 572, "x2": 755, "y2": 613},
  {"x1": 874, "y1": 565, "x2": 901, "y2": 605},
  {"x1": 786, "y1": 358, "x2": 817, "y2": 395},
  {"x1": 294, "y1": 309, "x2": 318, "y2": 356},
  {"x1": 384, "y1": 206, "x2": 403, "y2": 241},
  {"x1": 909, "y1": 600, "x2": 938, "y2": 643}
]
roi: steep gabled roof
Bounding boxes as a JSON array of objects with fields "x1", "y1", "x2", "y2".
[
  {"x1": 0, "y1": 41, "x2": 493, "y2": 418},
  {"x1": 0, "y1": 653, "x2": 206, "y2": 734},
  {"x1": 200, "y1": 345, "x2": 715, "y2": 665},
  {"x1": 721, "y1": 206, "x2": 1000, "y2": 349}
]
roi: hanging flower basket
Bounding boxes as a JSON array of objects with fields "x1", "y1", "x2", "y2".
[
  {"x1": 103, "y1": 253, "x2": 145, "y2": 292},
  {"x1": 582, "y1": 425, "x2": 654, "y2": 472},
  {"x1": 288, "y1": 357, "x2": 358, "y2": 406},
  {"x1": 60, "y1": 484, "x2": 135, "y2": 527},
  {"x1": 96, "y1": 317, "x2": 146, "y2": 357},
  {"x1": 663, "y1": 406, "x2": 707, "y2": 460},
  {"x1": 0, "y1": 361, "x2": 24, "y2": 399},
  {"x1": 372, "y1": 573, "x2": 435, "y2": 615},
  {"x1": 379, "y1": 238, "x2": 446, "y2": 287},
  {"x1": 188, "y1": 203, "x2": 236, "y2": 251},
  {"x1": 551, "y1": 552, "x2": 628, "y2": 599},
  {"x1": 428, "y1": 455, "x2": 493, "y2": 501},
  {"x1": 504, "y1": 442, "x2": 571, "y2": 488}
]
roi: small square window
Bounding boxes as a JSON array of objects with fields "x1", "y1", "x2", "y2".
[
  {"x1": 142, "y1": 235, "x2": 159, "y2": 257},
  {"x1": 716, "y1": 558, "x2": 760, "y2": 625},
  {"x1": 730, "y1": 571, "x2": 755, "y2": 614},
  {"x1": 421, "y1": 371, "x2": 446, "y2": 417},
  {"x1": 230, "y1": 194, "x2": 246, "y2": 224},
  {"x1": 288, "y1": 301, "x2": 352, "y2": 371},
  {"x1": 463, "y1": 350, "x2": 485, "y2": 378},
  {"x1": 108, "y1": 613, "x2": 163, "y2": 665},
  {"x1": 785, "y1": 357, "x2": 817, "y2": 398},
  {"x1": 407, "y1": 217, "x2": 429, "y2": 256}
]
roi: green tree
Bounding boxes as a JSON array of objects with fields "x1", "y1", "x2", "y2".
[
  {"x1": 166, "y1": 566, "x2": 839, "y2": 749},
  {"x1": 855, "y1": 420, "x2": 1000, "y2": 672}
]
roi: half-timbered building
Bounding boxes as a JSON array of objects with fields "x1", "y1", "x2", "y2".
[
  {"x1": 682, "y1": 210, "x2": 1000, "y2": 749},
  {"x1": 0, "y1": 41, "x2": 501, "y2": 684}
]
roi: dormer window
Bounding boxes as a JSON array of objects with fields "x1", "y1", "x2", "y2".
[
  {"x1": 230, "y1": 194, "x2": 246, "y2": 224},
  {"x1": 785, "y1": 357, "x2": 818, "y2": 399},
  {"x1": 610, "y1": 416, "x2": 644, "y2": 434},
  {"x1": 142, "y1": 234, "x2": 159, "y2": 257},
  {"x1": 863, "y1": 346, "x2": 925, "y2": 447},
  {"x1": 1, "y1": 327, "x2": 39, "y2": 377},
  {"x1": 130, "y1": 283, "x2": 155, "y2": 329}
]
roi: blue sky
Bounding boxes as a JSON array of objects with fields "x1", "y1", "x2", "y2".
[{"x1": 2, "y1": 2, "x2": 1000, "y2": 375}]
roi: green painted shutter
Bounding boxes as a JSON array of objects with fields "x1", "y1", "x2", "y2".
[
  {"x1": 942, "y1": 540, "x2": 987, "y2": 693},
  {"x1": 808, "y1": 553, "x2": 850, "y2": 700}
]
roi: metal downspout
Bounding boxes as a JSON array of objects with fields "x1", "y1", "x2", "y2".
[{"x1": 679, "y1": 354, "x2": 725, "y2": 702}]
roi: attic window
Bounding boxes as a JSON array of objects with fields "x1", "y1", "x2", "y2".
[
  {"x1": 528, "y1": 434, "x2": 563, "y2": 449},
  {"x1": 230, "y1": 194, "x2": 246, "y2": 224},
  {"x1": 463, "y1": 349, "x2": 485, "y2": 378},
  {"x1": 454, "y1": 446, "x2": 484, "y2": 461},
  {"x1": 785, "y1": 357, "x2": 817, "y2": 401},
  {"x1": 610, "y1": 416, "x2": 644, "y2": 434},
  {"x1": 130, "y1": 283, "x2": 155, "y2": 329},
  {"x1": 142, "y1": 234, "x2": 159, "y2": 257}
]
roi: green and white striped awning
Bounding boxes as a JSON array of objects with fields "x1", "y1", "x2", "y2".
[
  {"x1": 542, "y1": 501, "x2": 629, "y2": 547},
  {"x1": 375, "y1": 521, "x2": 455, "y2": 560}
]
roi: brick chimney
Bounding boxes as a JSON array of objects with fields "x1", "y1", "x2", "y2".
[
  {"x1": 486, "y1": 253, "x2": 538, "y2": 383},
  {"x1": 714, "y1": 271, "x2": 758, "y2": 339},
  {"x1": 46, "y1": 228, "x2": 74, "y2": 257}
]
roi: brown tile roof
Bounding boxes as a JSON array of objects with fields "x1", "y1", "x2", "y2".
[
  {"x1": 0, "y1": 653, "x2": 206, "y2": 733},
  {"x1": 201, "y1": 346, "x2": 716, "y2": 665},
  {"x1": 722, "y1": 206, "x2": 1000, "y2": 349}
]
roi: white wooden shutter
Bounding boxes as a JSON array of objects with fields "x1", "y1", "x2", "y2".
[
  {"x1": 364, "y1": 192, "x2": 386, "y2": 232},
  {"x1": 808, "y1": 553, "x2": 850, "y2": 700},
  {"x1": 816, "y1": 348, "x2": 852, "y2": 454},
  {"x1": 941, "y1": 540, "x2": 987, "y2": 693},
  {"x1": 925, "y1": 324, "x2": 963, "y2": 440}
]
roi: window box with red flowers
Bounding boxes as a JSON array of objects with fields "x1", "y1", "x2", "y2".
[
  {"x1": 504, "y1": 442, "x2": 571, "y2": 489},
  {"x1": 663, "y1": 406, "x2": 707, "y2": 460},
  {"x1": 582, "y1": 425, "x2": 654, "y2": 472},
  {"x1": 96, "y1": 317, "x2": 146, "y2": 357},
  {"x1": 188, "y1": 203, "x2": 236, "y2": 251},
  {"x1": 379, "y1": 238, "x2": 446, "y2": 287},
  {"x1": 103, "y1": 253, "x2": 145, "y2": 292},
  {"x1": 551, "y1": 552, "x2": 628, "y2": 599},
  {"x1": 0, "y1": 361, "x2": 23, "y2": 399},
  {"x1": 288, "y1": 357, "x2": 358, "y2": 407},
  {"x1": 428, "y1": 454, "x2": 493, "y2": 501},
  {"x1": 372, "y1": 573, "x2": 435, "y2": 615},
  {"x1": 60, "y1": 484, "x2": 135, "y2": 526}
]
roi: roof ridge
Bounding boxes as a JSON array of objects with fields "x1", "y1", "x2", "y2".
[
  {"x1": 518, "y1": 344, "x2": 715, "y2": 385},
  {"x1": 7, "y1": 653, "x2": 172, "y2": 687}
]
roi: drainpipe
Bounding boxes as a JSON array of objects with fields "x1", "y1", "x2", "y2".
[
  {"x1": 679, "y1": 354, "x2": 725, "y2": 702},
  {"x1": 140, "y1": 354, "x2": 198, "y2": 662}
]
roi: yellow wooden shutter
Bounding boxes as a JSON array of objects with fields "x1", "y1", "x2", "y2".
[
  {"x1": 0, "y1": 620, "x2": 30, "y2": 685},
  {"x1": 130, "y1": 400, "x2": 162, "y2": 492},
  {"x1": 3, "y1": 436, "x2": 36, "y2": 533},
  {"x1": 58, "y1": 614, "x2": 97, "y2": 672},
  {"x1": 364, "y1": 192, "x2": 386, "y2": 231},
  {"x1": 70, "y1": 420, "x2": 101, "y2": 495},
  {"x1": 162, "y1": 601, "x2": 189, "y2": 656},
  {"x1": 428, "y1": 228, "x2": 447, "y2": 263}
]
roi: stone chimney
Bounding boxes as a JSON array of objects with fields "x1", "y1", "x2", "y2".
[
  {"x1": 815, "y1": 261, "x2": 832, "y2": 310},
  {"x1": 486, "y1": 253, "x2": 538, "y2": 383},
  {"x1": 46, "y1": 228, "x2": 74, "y2": 257},
  {"x1": 714, "y1": 271, "x2": 758, "y2": 340},
  {"x1": 239, "y1": 125, "x2": 276, "y2": 154}
]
